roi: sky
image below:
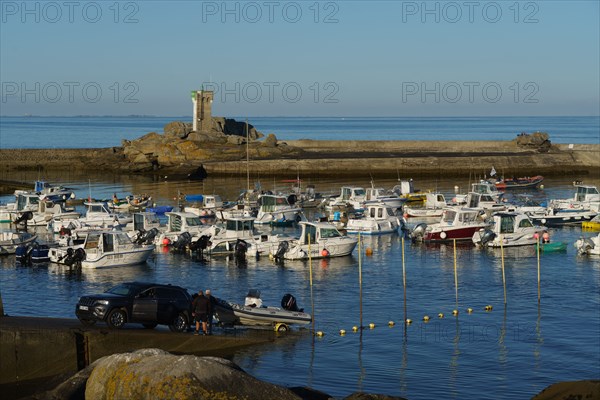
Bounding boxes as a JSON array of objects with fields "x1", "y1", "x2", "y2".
[{"x1": 1, "y1": 0, "x2": 599, "y2": 116}]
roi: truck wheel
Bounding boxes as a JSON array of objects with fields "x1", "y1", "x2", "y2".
[
  {"x1": 106, "y1": 309, "x2": 126, "y2": 329},
  {"x1": 169, "y1": 312, "x2": 188, "y2": 332}
]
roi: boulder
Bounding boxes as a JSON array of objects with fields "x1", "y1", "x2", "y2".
[
  {"x1": 514, "y1": 132, "x2": 551, "y2": 152},
  {"x1": 187, "y1": 131, "x2": 227, "y2": 144},
  {"x1": 263, "y1": 133, "x2": 278, "y2": 147},
  {"x1": 227, "y1": 135, "x2": 245, "y2": 145},
  {"x1": 223, "y1": 118, "x2": 264, "y2": 140},
  {"x1": 85, "y1": 349, "x2": 303, "y2": 400},
  {"x1": 532, "y1": 380, "x2": 600, "y2": 400},
  {"x1": 164, "y1": 121, "x2": 192, "y2": 139}
]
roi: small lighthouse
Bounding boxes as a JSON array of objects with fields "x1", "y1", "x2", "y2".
[{"x1": 191, "y1": 89, "x2": 214, "y2": 132}]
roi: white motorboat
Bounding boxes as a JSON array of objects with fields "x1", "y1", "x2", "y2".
[
  {"x1": 185, "y1": 194, "x2": 223, "y2": 218},
  {"x1": 157, "y1": 211, "x2": 217, "y2": 245},
  {"x1": 364, "y1": 185, "x2": 405, "y2": 209},
  {"x1": 411, "y1": 207, "x2": 489, "y2": 242},
  {"x1": 550, "y1": 184, "x2": 600, "y2": 212},
  {"x1": 213, "y1": 290, "x2": 311, "y2": 330},
  {"x1": 472, "y1": 212, "x2": 547, "y2": 247},
  {"x1": 0, "y1": 231, "x2": 38, "y2": 255},
  {"x1": 49, "y1": 230, "x2": 154, "y2": 269},
  {"x1": 574, "y1": 233, "x2": 600, "y2": 255},
  {"x1": 345, "y1": 202, "x2": 404, "y2": 235},
  {"x1": 207, "y1": 216, "x2": 289, "y2": 257},
  {"x1": 267, "y1": 221, "x2": 358, "y2": 260},
  {"x1": 254, "y1": 194, "x2": 303, "y2": 225},
  {"x1": 404, "y1": 193, "x2": 447, "y2": 218},
  {"x1": 326, "y1": 186, "x2": 367, "y2": 212},
  {"x1": 80, "y1": 202, "x2": 132, "y2": 227},
  {"x1": 531, "y1": 208, "x2": 598, "y2": 227},
  {"x1": 465, "y1": 192, "x2": 507, "y2": 214}
]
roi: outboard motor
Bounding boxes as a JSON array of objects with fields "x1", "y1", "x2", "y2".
[
  {"x1": 15, "y1": 243, "x2": 32, "y2": 264},
  {"x1": 234, "y1": 239, "x2": 249, "y2": 266},
  {"x1": 410, "y1": 223, "x2": 427, "y2": 242},
  {"x1": 281, "y1": 293, "x2": 303, "y2": 312},
  {"x1": 189, "y1": 234, "x2": 212, "y2": 261},
  {"x1": 63, "y1": 247, "x2": 86, "y2": 269},
  {"x1": 14, "y1": 211, "x2": 33, "y2": 230},
  {"x1": 274, "y1": 240, "x2": 289, "y2": 262},
  {"x1": 479, "y1": 229, "x2": 496, "y2": 246},
  {"x1": 171, "y1": 232, "x2": 192, "y2": 253},
  {"x1": 135, "y1": 228, "x2": 159, "y2": 245}
]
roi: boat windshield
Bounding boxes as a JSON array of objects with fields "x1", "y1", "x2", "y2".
[
  {"x1": 226, "y1": 219, "x2": 254, "y2": 231},
  {"x1": 320, "y1": 228, "x2": 342, "y2": 238},
  {"x1": 353, "y1": 189, "x2": 366, "y2": 196},
  {"x1": 442, "y1": 210, "x2": 456, "y2": 223},
  {"x1": 186, "y1": 217, "x2": 202, "y2": 226}
]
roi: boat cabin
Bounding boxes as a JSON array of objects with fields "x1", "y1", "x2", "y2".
[
  {"x1": 223, "y1": 217, "x2": 255, "y2": 239},
  {"x1": 85, "y1": 202, "x2": 113, "y2": 216},
  {"x1": 132, "y1": 212, "x2": 161, "y2": 231},
  {"x1": 165, "y1": 212, "x2": 203, "y2": 232},
  {"x1": 83, "y1": 231, "x2": 136, "y2": 254},
  {"x1": 425, "y1": 193, "x2": 447, "y2": 208},
  {"x1": 491, "y1": 212, "x2": 535, "y2": 234},
  {"x1": 392, "y1": 180, "x2": 415, "y2": 196},
  {"x1": 573, "y1": 185, "x2": 599, "y2": 203},
  {"x1": 364, "y1": 203, "x2": 398, "y2": 220},
  {"x1": 15, "y1": 194, "x2": 40, "y2": 212},
  {"x1": 258, "y1": 194, "x2": 292, "y2": 212},
  {"x1": 299, "y1": 221, "x2": 344, "y2": 245},
  {"x1": 441, "y1": 208, "x2": 481, "y2": 225},
  {"x1": 471, "y1": 180, "x2": 502, "y2": 198},
  {"x1": 339, "y1": 187, "x2": 366, "y2": 202}
]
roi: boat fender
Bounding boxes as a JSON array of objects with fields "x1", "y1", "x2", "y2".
[
  {"x1": 321, "y1": 248, "x2": 330, "y2": 257},
  {"x1": 440, "y1": 231, "x2": 447, "y2": 239}
]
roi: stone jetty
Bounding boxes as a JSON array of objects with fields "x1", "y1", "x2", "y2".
[{"x1": 0, "y1": 118, "x2": 598, "y2": 179}]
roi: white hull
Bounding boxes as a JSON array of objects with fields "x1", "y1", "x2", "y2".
[
  {"x1": 254, "y1": 208, "x2": 302, "y2": 225},
  {"x1": 346, "y1": 218, "x2": 401, "y2": 235},
  {"x1": 81, "y1": 245, "x2": 154, "y2": 268},
  {"x1": 214, "y1": 300, "x2": 311, "y2": 326},
  {"x1": 283, "y1": 238, "x2": 357, "y2": 260},
  {"x1": 575, "y1": 234, "x2": 600, "y2": 255}
]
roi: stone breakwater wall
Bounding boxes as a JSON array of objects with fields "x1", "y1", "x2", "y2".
[{"x1": 0, "y1": 141, "x2": 598, "y2": 179}]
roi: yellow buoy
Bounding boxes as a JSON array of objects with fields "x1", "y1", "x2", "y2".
[
  {"x1": 352, "y1": 326, "x2": 359, "y2": 332},
  {"x1": 467, "y1": 307, "x2": 473, "y2": 314},
  {"x1": 369, "y1": 323, "x2": 375, "y2": 329},
  {"x1": 388, "y1": 321, "x2": 395, "y2": 327},
  {"x1": 339, "y1": 329, "x2": 346, "y2": 335},
  {"x1": 366, "y1": 247, "x2": 373, "y2": 256},
  {"x1": 485, "y1": 305, "x2": 493, "y2": 311},
  {"x1": 405, "y1": 318, "x2": 412, "y2": 325},
  {"x1": 423, "y1": 315, "x2": 430, "y2": 322},
  {"x1": 438, "y1": 313, "x2": 444, "y2": 318},
  {"x1": 452, "y1": 309, "x2": 459, "y2": 316},
  {"x1": 316, "y1": 331, "x2": 324, "y2": 337}
]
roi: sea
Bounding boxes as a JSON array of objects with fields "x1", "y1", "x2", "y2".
[{"x1": 0, "y1": 116, "x2": 599, "y2": 399}]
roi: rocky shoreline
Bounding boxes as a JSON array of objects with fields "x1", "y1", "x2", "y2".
[{"x1": 0, "y1": 118, "x2": 598, "y2": 179}]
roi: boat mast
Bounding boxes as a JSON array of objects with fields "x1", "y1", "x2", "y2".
[{"x1": 246, "y1": 118, "x2": 250, "y2": 193}]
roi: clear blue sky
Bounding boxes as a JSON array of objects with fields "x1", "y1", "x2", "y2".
[{"x1": 1, "y1": 0, "x2": 598, "y2": 116}]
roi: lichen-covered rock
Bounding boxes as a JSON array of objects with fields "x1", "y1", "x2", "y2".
[
  {"x1": 227, "y1": 135, "x2": 245, "y2": 145},
  {"x1": 85, "y1": 349, "x2": 302, "y2": 400},
  {"x1": 164, "y1": 121, "x2": 192, "y2": 139},
  {"x1": 187, "y1": 131, "x2": 227, "y2": 144},
  {"x1": 263, "y1": 133, "x2": 278, "y2": 147}
]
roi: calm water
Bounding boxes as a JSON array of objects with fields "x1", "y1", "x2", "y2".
[
  {"x1": 1, "y1": 176, "x2": 599, "y2": 399},
  {"x1": 0, "y1": 116, "x2": 598, "y2": 148}
]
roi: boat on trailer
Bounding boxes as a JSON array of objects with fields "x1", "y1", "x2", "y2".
[{"x1": 213, "y1": 290, "x2": 311, "y2": 331}]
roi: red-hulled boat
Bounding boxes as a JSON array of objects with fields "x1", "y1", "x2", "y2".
[
  {"x1": 410, "y1": 207, "x2": 489, "y2": 242},
  {"x1": 494, "y1": 175, "x2": 544, "y2": 190}
]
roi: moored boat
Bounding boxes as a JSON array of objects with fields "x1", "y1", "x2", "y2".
[
  {"x1": 493, "y1": 175, "x2": 544, "y2": 190},
  {"x1": 472, "y1": 212, "x2": 546, "y2": 248},
  {"x1": 411, "y1": 207, "x2": 489, "y2": 242},
  {"x1": 0, "y1": 231, "x2": 38, "y2": 255}
]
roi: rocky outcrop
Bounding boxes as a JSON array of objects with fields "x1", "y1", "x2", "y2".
[
  {"x1": 31, "y1": 349, "x2": 408, "y2": 400},
  {"x1": 514, "y1": 131, "x2": 551, "y2": 152},
  {"x1": 120, "y1": 118, "x2": 295, "y2": 172},
  {"x1": 532, "y1": 380, "x2": 600, "y2": 400}
]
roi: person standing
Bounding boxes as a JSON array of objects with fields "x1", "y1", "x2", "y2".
[
  {"x1": 205, "y1": 289, "x2": 217, "y2": 335},
  {"x1": 192, "y1": 290, "x2": 210, "y2": 335}
]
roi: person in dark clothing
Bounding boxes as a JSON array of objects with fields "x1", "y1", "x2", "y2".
[
  {"x1": 192, "y1": 290, "x2": 210, "y2": 335},
  {"x1": 205, "y1": 289, "x2": 217, "y2": 335}
]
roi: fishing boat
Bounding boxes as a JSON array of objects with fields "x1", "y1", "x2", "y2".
[
  {"x1": 472, "y1": 212, "x2": 546, "y2": 248},
  {"x1": 574, "y1": 233, "x2": 600, "y2": 255},
  {"x1": 213, "y1": 290, "x2": 311, "y2": 330},
  {"x1": 345, "y1": 202, "x2": 404, "y2": 235},
  {"x1": 364, "y1": 184, "x2": 405, "y2": 209},
  {"x1": 80, "y1": 202, "x2": 133, "y2": 227},
  {"x1": 15, "y1": 241, "x2": 52, "y2": 263},
  {"x1": 254, "y1": 194, "x2": 303, "y2": 226},
  {"x1": 326, "y1": 186, "x2": 367, "y2": 212},
  {"x1": 207, "y1": 216, "x2": 289, "y2": 257},
  {"x1": 411, "y1": 207, "x2": 489, "y2": 242},
  {"x1": 530, "y1": 208, "x2": 598, "y2": 227},
  {"x1": 185, "y1": 194, "x2": 223, "y2": 218},
  {"x1": 268, "y1": 221, "x2": 358, "y2": 260},
  {"x1": 0, "y1": 231, "x2": 38, "y2": 255},
  {"x1": 493, "y1": 175, "x2": 544, "y2": 190},
  {"x1": 403, "y1": 193, "x2": 447, "y2": 218},
  {"x1": 549, "y1": 184, "x2": 600, "y2": 212},
  {"x1": 49, "y1": 230, "x2": 155, "y2": 269},
  {"x1": 540, "y1": 241, "x2": 568, "y2": 253},
  {"x1": 156, "y1": 211, "x2": 217, "y2": 245},
  {"x1": 127, "y1": 194, "x2": 152, "y2": 209}
]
